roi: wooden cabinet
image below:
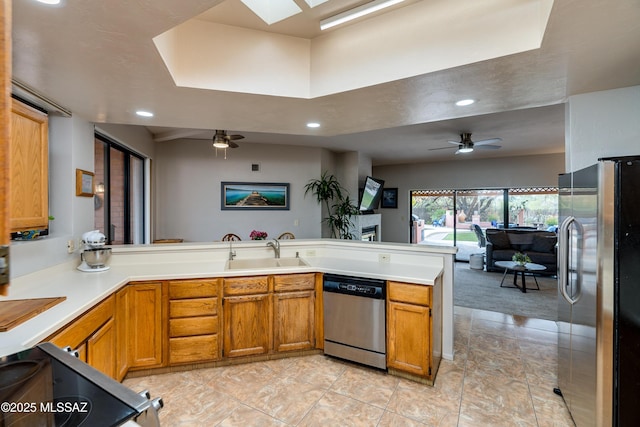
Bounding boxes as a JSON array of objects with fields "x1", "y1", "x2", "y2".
[
  {"x1": 10, "y1": 99, "x2": 49, "y2": 233},
  {"x1": 115, "y1": 286, "x2": 130, "y2": 381},
  {"x1": 273, "y1": 273, "x2": 316, "y2": 352},
  {"x1": 223, "y1": 276, "x2": 271, "y2": 358},
  {"x1": 386, "y1": 280, "x2": 441, "y2": 383},
  {"x1": 127, "y1": 282, "x2": 165, "y2": 369},
  {"x1": 87, "y1": 317, "x2": 116, "y2": 379},
  {"x1": 168, "y1": 279, "x2": 220, "y2": 364},
  {"x1": 48, "y1": 294, "x2": 117, "y2": 379}
]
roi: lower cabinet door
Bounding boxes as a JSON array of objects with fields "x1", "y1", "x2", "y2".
[
  {"x1": 87, "y1": 317, "x2": 116, "y2": 379},
  {"x1": 223, "y1": 294, "x2": 271, "y2": 358},
  {"x1": 387, "y1": 300, "x2": 431, "y2": 377},
  {"x1": 128, "y1": 283, "x2": 164, "y2": 368},
  {"x1": 274, "y1": 290, "x2": 315, "y2": 352}
]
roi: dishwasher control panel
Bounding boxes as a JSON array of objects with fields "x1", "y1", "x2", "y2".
[{"x1": 323, "y1": 274, "x2": 385, "y2": 299}]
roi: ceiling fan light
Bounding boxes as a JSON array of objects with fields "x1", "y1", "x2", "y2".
[
  {"x1": 458, "y1": 147, "x2": 474, "y2": 153},
  {"x1": 213, "y1": 135, "x2": 229, "y2": 148}
]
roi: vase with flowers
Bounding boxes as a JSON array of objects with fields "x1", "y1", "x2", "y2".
[
  {"x1": 512, "y1": 252, "x2": 531, "y2": 266},
  {"x1": 250, "y1": 230, "x2": 268, "y2": 240}
]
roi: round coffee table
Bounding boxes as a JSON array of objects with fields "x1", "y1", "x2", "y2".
[{"x1": 494, "y1": 260, "x2": 547, "y2": 293}]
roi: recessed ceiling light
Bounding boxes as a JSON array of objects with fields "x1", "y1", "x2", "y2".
[
  {"x1": 307, "y1": 122, "x2": 321, "y2": 128},
  {"x1": 455, "y1": 99, "x2": 475, "y2": 106},
  {"x1": 36, "y1": 0, "x2": 61, "y2": 4},
  {"x1": 136, "y1": 110, "x2": 154, "y2": 117}
]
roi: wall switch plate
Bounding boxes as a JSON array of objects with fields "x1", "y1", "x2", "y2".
[
  {"x1": 379, "y1": 253, "x2": 391, "y2": 263},
  {"x1": 67, "y1": 240, "x2": 76, "y2": 253}
]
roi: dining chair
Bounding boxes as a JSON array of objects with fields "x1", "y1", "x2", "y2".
[{"x1": 221, "y1": 233, "x2": 241, "y2": 241}]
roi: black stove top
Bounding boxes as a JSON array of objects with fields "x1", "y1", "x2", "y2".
[{"x1": 1, "y1": 343, "x2": 158, "y2": 426}]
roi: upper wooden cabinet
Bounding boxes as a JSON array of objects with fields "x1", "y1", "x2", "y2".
[{"x1": 10, "y1": 99, "x2": 48, "y2": 233}]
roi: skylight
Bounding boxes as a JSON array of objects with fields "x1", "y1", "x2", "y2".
[{"x1": 240, "y1": 0, "x2": 302, "y2": 25}]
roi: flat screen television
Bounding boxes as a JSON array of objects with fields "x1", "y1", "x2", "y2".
[{"x1": 358, "y1": 176, "x2": 385, "y2": 213}]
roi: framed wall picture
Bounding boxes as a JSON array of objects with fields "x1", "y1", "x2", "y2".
[
  {"x1": 221, "y1": 182, "x2": 290, "y2": 210},
  {"x1": 381, "y1": 188, "x2": 398, "y2": 208},
  {"x1": 76, "y1": 169, "x2": 95, "y2": 197}
]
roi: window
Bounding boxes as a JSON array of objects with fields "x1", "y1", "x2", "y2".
[
  {"x1": 94, "y1": 134, "x2": 146, "y2": 244},
  {"x1": 410, "y1": 187, "x2": 558, "y2": 260}
]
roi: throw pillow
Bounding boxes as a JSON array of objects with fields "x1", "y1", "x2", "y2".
[
  {"x1": 531, "y1": 234, "x2": 557, "y2": 253},
  {"x1": 487, "y1": 231, "x2": 510, "y2": 249}
]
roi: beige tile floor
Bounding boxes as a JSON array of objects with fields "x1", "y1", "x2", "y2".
[{"x1": 124, "y1": 306, "x2": 575, "y2": 426}]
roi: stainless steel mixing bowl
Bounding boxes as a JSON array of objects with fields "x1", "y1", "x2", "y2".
[{"x1": 82, "y1": 248, "x2": 111, "y2": 268}]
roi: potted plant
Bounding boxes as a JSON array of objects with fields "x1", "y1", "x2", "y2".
[
  {"x1": 249, "y1": 230, "x2": 268, "y2": 240},
  {"x1": 304, "y1": 171, "x2": 357, "y2": 239},
  {"x1": 512, "y1": 252, "x2": 531, "y2": 266}
]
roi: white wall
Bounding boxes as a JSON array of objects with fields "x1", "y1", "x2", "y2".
[
  {"x1": 154, "y1": 139, "x2": 323, "y2": 242},
  {"x1": 373, "y1": 153, "x2": 565, "y2": 242},
  {"x1": 565, "y1": 85, "x2": 640, "y2": 172},
  {"x1": 95, "y1": 123, "x2": 156, "y2": 159}
]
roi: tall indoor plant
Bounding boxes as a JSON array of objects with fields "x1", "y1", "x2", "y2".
[{"x1": 304, "y1": 171, "x2": 358, "y2": 239}]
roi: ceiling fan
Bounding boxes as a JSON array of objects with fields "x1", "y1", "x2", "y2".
[
  {"x1": 430, "y1": 132, "x2": 502, "y2": 154},
  {"x1": 212, "y1": 130, "x2": 244, "y2": 159}
]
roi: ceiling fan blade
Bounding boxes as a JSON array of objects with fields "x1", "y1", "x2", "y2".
[
  {"x1": 429, "y1": 146, "x2": 458, "y2": 151},
  {"x1": 473, "y1": 137, "x2": 502, "y2": 146},
  {"x1": 228, "y1": 141, "x2": 240, "y2": 148},
  {"x1": 228, "y1": 134, "x2": 245, "y2": 141},
  {"x1": 475, "y1": 144, "x2": 502, "y2": 150},
  {"x1": 447, "y1": 140, "x2": 462, "y2": 145}
]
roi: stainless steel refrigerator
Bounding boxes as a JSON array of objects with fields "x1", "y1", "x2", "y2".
[{"x1": 556, "y1": 156, "x2": 640, "y2": 426}]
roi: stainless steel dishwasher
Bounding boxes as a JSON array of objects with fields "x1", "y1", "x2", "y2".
[{"x1": 323, "y1": 274, "x2": 386, "y2": 369}]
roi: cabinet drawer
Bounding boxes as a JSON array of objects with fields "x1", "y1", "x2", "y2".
[
  {"x1": 274, "y1": 273, "x2": 315, "y2": 292},
  {"x1": 169, "y1": 316, "x2": 218, "y2": 337},
  {"x1": 169, "y1": 297, "x2": 218, "y2": 318},
  {"x1": 169, "y1": 335, "x2": 218, "y2": 364},
  {"x1": 223, "y1": 276, "x2": 269, "y2": 296},
  {"x1": 388, "y1": 281, "x2": 431, "y2": 306},
  {"x1": 169, "y1": 279, "x2": 219, "y2": 299}
]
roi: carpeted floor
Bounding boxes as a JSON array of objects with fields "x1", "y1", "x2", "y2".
[{"x1": 453, "y1": 262, "x2": 558, "y2": 321}]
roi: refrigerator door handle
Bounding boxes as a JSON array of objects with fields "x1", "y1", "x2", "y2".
[{"x1": 558, "y1": 215, "x2": 582, "y2": 304}]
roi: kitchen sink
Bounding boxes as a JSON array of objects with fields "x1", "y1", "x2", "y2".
[{"x1": 225, "y1": 257, "x2": 309, "y2": 270}]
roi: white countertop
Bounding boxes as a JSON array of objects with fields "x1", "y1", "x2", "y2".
[{"x1": 1, "y1": 240, "x2": 453, "y2": 358}]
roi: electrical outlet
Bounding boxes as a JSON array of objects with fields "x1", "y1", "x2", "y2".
[
  {"x1": 379, "y1": 253, "x2": 390, "y2": 263},
  {"x1": 294, "y1": 219, "x2": 299, "y2": 227},
  {"x1": 306, "y1": 250, "x2": 316, "y2": 257},
  {"x1": 67, "y1": 239, "x2": 76, "y2": 253}
]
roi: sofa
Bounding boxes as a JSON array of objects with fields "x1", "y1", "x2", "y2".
[{"x1": 485, "y1": 228, "x2": 557, "y2": 274}]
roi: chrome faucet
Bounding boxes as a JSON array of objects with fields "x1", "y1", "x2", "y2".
[
  {"x1": 228, "y1": 240, "x2": 236, "y2": 261},
  {"x1": 267, "y1": 239, "x2": 280, "y2": 259}
]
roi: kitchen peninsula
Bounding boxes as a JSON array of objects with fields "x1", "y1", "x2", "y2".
[{"x1": 0, "y1": 239, "x2": 455, "y2": 383}]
